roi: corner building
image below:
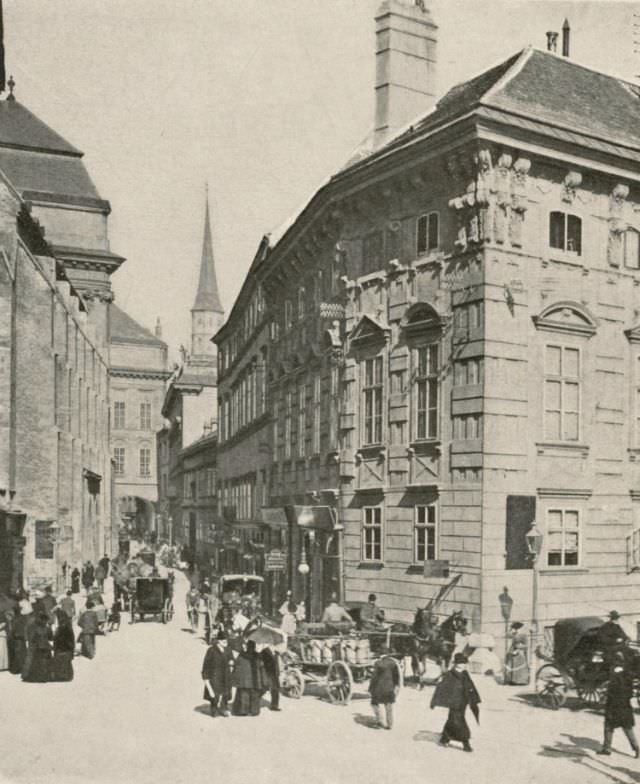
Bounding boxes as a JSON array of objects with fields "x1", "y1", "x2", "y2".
[{"x1": 219, "y1": 1, "x2": 640, "y2": 644}]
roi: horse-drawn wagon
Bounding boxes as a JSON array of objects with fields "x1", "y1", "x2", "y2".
[{"x1": 129, "y1": 577, "x2": 174, "y2": 624}]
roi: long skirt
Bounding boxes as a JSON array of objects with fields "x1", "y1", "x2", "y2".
[
  {"x1": 505, "y1": 649, "x2": 530, "y2": 685},
  {"x1": 80, "y1": 633, "x2": 96, "y2": 659},
  {"x1": 50, "y1": 651, "x2": 74, "y2": 682},
  {"x1": 0, "y1": 630, "x2": 9, "y2": 671},
  {"x1": 233, "y1": 688, "x2": 261, "y2": 716},
  {"x1": 10, "y1": 639, "x2": 26, "y2": 674},
  {"x1": 442, "y1": 708, "x2": 470, "y2": 743},
  {"x1": 23, "y1": 650, "x2": 51, "y2": 682}
]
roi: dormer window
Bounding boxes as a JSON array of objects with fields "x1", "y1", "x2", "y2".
[
  {"x1": 417, "y1": 212, "x2": 439, "y2": 256},
  {"x1": 549, "y1": 211, "x2": 581, "y2": 256}
]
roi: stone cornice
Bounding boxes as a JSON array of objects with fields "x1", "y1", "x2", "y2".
[
  {"x1": 109, "y1": 367, "x2": 171, "y2": 381},
  {"x1": 53, "y1": 244, "x2": 125, "y2": 275}
]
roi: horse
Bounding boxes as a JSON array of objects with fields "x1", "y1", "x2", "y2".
[{"x1": 410, "y1": 608, "x2": 468, "y2": 684}]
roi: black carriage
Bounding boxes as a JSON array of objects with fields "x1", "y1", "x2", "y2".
[
  {"x1": 535, "y1": 616, "x2": 640, "y2": 710},
  {"x1": 129, "y1": 577, "x2": 174, "y2": 624}
]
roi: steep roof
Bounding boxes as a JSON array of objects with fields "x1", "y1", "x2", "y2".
[
  {"x1": 0, "y1": 98, "x2": 107, "y2": 209},
  {"x1": 192, "y1": 194, "x2": 223, "y2": 313},
  {"x1": 110, "y1": 304, "x2": 166, "y2": 347}
]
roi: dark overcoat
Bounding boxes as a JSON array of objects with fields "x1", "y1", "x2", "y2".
[
  {"x1": 605, "y1": 670, "x2": 635, "y2": 728},
  {"x1": 201, "y1": 644, "x2": 233, "y2": 696},
  {"x1": 431, "y1": 669, "x2": 481, "y2": 715},
  {"x1": 233, "y1": 651, "x2": 266, "y2": 691},
  {"x1": 259, "y1": 648, "x2": 280, "y2": 688},
  {"x1": 369, "y1": 657, "x2": 400, "y2": 705}
]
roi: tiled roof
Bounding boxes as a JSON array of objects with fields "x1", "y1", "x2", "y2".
[
  {"x1": 0, "y1": 100, "x2": 81, "y2": 155},
  {"x1": 110, "y1": 304, "x2": 166, "y2": 347}
]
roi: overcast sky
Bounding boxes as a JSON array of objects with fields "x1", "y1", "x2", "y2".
[{"x1": 4, "y1": 0, "x2": 637, "y2": 357}]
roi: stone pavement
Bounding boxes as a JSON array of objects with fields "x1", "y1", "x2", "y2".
[{"x1": 0, "y1": 572, "x2": 638, "y2": 784}]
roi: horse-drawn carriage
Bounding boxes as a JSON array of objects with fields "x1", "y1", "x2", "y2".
[
  {"x1": 129, "y1": 577, "x2": 174, "y2": 624},
  {"x1": 535, "y1": 616, "x2": 640, "y2": 710}
]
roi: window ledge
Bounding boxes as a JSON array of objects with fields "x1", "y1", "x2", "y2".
[
  {"x1": 536, "y1": 442, "x2": 589, "y2": 458},
  {"x1": 357, "y1": 561, "x2": 384, "y2": 570},
  {"x1": 546, "y1": 252, "x2": 583, "y2": 267},
  {"x1": 538, "y1": 567, "x2": 589, "y2": 575}
]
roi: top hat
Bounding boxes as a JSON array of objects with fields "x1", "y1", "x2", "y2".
[{"x1": 609, "y1": 610, "x2": 620, "y2": 620}]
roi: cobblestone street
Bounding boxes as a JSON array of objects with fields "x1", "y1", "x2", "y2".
[{"x1": 0, "y1": 574, "x2": 636, "y2": 784}]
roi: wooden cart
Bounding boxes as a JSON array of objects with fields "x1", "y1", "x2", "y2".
[{"x1": 129, "y1": 577, "x2": 174, "y2": 624}]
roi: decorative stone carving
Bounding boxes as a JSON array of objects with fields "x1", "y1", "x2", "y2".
[
  {"x1": 494, "y1": 153, "x2": 512, "y2": 244},
  {"x1": 562, "y1": 171, "x2": 582, "y2": 204},
  {"x1": 607, "y1": 183, "x2": 629, "y2": 268},
  {"x1": 510, "y1": 157, "x2": 531, "y2": 246}
]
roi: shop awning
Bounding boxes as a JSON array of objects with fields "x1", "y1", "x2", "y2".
[
  {"x1": 285, "y1": 505, "x2": 339, "y2": 532},
  {"x1": 260, "y1": 507, "x2": 289, "y2": 529}
]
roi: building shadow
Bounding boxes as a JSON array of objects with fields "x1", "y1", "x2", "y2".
[
  {"x1": 538, "y1": 733, "x2": 640, "y2": 784},
  {"x1": 509, "y1": 692, "x2": 590, "y2": 713}
]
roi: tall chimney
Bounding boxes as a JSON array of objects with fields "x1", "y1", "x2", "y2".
[
  {"x1": 562, "y1": 18, "x2": 570, "y2": 57},
  {"x1": 374, "y1": 0, "x2": 438, "y2": 148},
  {"x1": 155, "y1": 317, "x2": 162, "y2": 339}
]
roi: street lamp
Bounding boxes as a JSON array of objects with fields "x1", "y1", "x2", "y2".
[
  {"x1": 48, "y1": 521, "x2": 61, "y2": 593},
  {"x1": 525, "y1": 522, "x2": 544, "y2": 656},
  {"x1": 298, "y1": 538, "x2": 310, "y2": 621},
  {"x1": 498, "y1": 586, "x2": 514, "y2": 673}
]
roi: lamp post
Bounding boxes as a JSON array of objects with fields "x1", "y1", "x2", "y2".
[
  {"x1": 525, "y1": 522, "x2": 544, "y2": 663},
  {"x1": 48, "y1": 521, "x2": 61, "y2": 593},
  {"x1": 298, "y1": 537, "x2": 310, "y2": 621},
  {"x1": 498, "y1": 586, "x2": 514, "y2": 674}
]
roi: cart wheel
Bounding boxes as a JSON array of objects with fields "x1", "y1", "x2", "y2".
[
  {"x1": 327, "y1": 660, "x2": 354, "y2": 705},
  {"x1": 382, "y1": 656, "x2": 404, "y2": 692},
  {"x1": 281, "y1": 667, "x2": 304, "y2": 699},
  {"x1": 162, "y1": 598, "x2": 173, "y2": 624},
  {"x1": 535, "y1": 664, "x2": 568, "y2": 710},
  {"x1": 577, "y1": 680, "x2": 607, "y2": 709}
]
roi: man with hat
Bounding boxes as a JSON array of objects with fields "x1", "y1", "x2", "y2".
[
  {"x1": 597, "y1": 611, "x2": 629, "y2": 665},
  {"x1": 430, "y1": 653, "x2": 481, "y2": 752},
  {"x1": 360, "y1": 593, "x2": 385, "y2": 631},
  {"x1": 321, "y1": 593, "x2": 353, "y2": 626},
  {"x1": 201, "y1": 630, "x2": 233, "y2": 717}
]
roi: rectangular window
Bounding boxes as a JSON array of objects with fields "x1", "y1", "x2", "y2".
[
  {"x1": 139, "y1": 447, "x2": 151, "y2": 477},
  {"x1": 544, "y1": 344, "x2": 580, "y2": 441},
  {"x1": 415, "y1": 345, "x2": 439, "y2": 440},
  {"x1": 298, "y1": 287, "x2": 305, "y2": 320},
  {"x1": 362, "y1": 231, "x2": 384, "y2": 275},
  {"x1": 625, "y1": 230, "x2": 640, "y2": 270},
  {"x1": 362, "y1": 506, "x2": 382, "y2": 561},
  {"x1": 363, "y1": 357, "x2": 383, "y2": 445},
  {"x1": 114, "y1": 400, "x2": 125, "y2": 430},
  {"x1": 114, "y1": 447, "x2": 125, "y2": 475},
  {"x1": 415, "y1": 504, "x2": 437, "y2": 562},
  {"x1": 312, "y1": 375, "x2": 321, "y2": 454},
  {"x1": 284, "y1": 300, "x2": 293, "y2": 331},
  {"x1": 140, "y1": 401, "x2": 151, "y2": 430},
  {"x1": 298, "y1": 384, "x2": 306, "y2": 458},
  {"x1": 329, "y1": 365, "x2": 339, "y2": 450},
  {"x1": 35, "y1": 521, "x2": 54, "y2": 559},
  {"x1": 549, "y1": 211, "x2": 582, "y2": 256},
  {"x1": 285, "y1": 391, "x2": 292, "y2": 460},
  {"x1": 546, "y1": 508, "x2": 580, "y2": 567},
  {"x1": 416, "y1": 212, "x2": 440, "y2": 256},
  {"x1": 273, "y1": 396, "x2": 279, "y2": 459}
]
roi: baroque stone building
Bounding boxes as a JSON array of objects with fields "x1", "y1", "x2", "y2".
[
  {"x1": 0, "y1": 87, "x2": 122, "y2": 589},
  {"x1": 109, "y1": 306, "x2": 169, "y2": 553},
  {"x1": 157, "y1": 194, "x2": 224, "y2": 566},
  {"x1": 216, "y1": 0, "x2": 640, "y2": 644}
]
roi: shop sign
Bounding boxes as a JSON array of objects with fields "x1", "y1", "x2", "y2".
[{"x1": 265, "y1": 549, "x2": 286, "y2": 571}]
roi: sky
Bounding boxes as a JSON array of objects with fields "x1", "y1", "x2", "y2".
[{"x1": 3, "y1": 0, "x2": 637, "y2": 357}]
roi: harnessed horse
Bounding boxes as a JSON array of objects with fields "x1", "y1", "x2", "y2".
[{"x1": 410, "y1": 609, "x2": 468, "y2": 682}]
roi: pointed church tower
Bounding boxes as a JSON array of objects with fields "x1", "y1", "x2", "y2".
[{"x1": 191, "y1": 189, "x2": 224, "y2": 362}]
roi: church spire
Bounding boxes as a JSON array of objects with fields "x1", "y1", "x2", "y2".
[{"x1": 192, "y1": 185, "x2": 223, "y2": 314}]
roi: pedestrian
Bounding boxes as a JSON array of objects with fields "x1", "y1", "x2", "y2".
[
  {"x1": 35, "y1": 586, "x2": 57, "y2": 625},
  {"x1": 430, "y1": 653, "x2": 481, "y2": 752},
  {"x1": 259, "y1": 645, "x2": 281, "y2": 711},
  {"x1": 201, "y1": 630, "x2": 233, "y2": 717},
  {"x1": 597, "y1": 611, "x2": 629, "y2": 666},
  {"x1": 368, "y1": 648, "x2": 400, "y2": 729},
  {"x1": 10, "y1": 595, "x2": 31, "y2": 675},
  {"x1": 186, "y1": 586, "x2": 200, "y2": 632},
  {"x1": 232, "y1": 640, "x2": 267, "y2": 716},
  {"x1": 59, "y1": 590, "x2": 76, "y2": 622},
  {"x1": 0, "y1": 608, "x2": 9, "y2": 672},
  {"x1": 360, "y1": 594, "x2": 386, "y2": 631},
  {"x1": 22, "y1": 612, "x2": 52, "y2": 683},
  {"x1": 280, "y1": 600, "x2": 298, "y2": 637},
  {"x1": 321, "y1": 593, "x2": 354, "y2": 628},
  {"x1": 71, "y1": 566, "x2": 81, "y2": 594},
  {"x1": 278, "y1": 590, "x2": 293, "y2": 617},
  {"x1": 95, "y1": 562, "x2": 106, "y2": 592},
  {"x1": 98, "y1": 553, "x2": 110, "y2": 584},
  {"x1": 77, "y1": 600, "x2": 99, "y2": 659},
  {"x1": 504, "y1": 621, "x2": 529, "y2": 685},
  {"x1": 81, "y1": 562, "x2": 94, "y2": 593},
  {"x1": 231, "y1": 602, "x2": 249, "y2": 635},
  {"x1": 107, "y1": 601, "x2": 121, "y2": 632},
  {"x1": 50, "y1": 608, "x2": 74, "y2": 682},
  {"x1": 597, "y1": 652, "x2": 640, "y2": 758}
]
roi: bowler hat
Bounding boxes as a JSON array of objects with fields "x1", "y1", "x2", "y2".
[
  {"x1": 609, "y1": 610, "x2": 620, "y2": 620},
  {"x1": 216, "y1": 630, "x2": 227, "y2": 640},
  {"x1": 453, "y1": 653, "x2": 468, "y2": 665},
  {"x1": 511, "y1": 621, "x2": 524, "y2": 630},
  {"x1": 368, "y1": 593, "x2": 377, "y2": 602}
]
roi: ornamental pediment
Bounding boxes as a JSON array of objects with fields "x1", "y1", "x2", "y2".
[
  {"x1": 532, "y1": 301, "x2": 597, "y2": 337},
  {"x1": 349, "y1": 314, "x2": 390, "y2": 345}
]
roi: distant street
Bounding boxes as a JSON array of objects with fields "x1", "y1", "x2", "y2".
[{"x1": 0, "y1": 572, "x2": 636, "y2": 784}]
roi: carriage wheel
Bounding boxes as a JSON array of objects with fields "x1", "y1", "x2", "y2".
[
  {"x1": 281, "y1": 667, "x2": 305, "y2": 699},
  {"x1": 535, "y1": 664, "x2": 568, "y2": 710},
  {"x1": 162, "y1": 598, "x2": 174, "y2": 624},
  {"x1": 577, "y1": 680, "x2": 607, "y2": 709},
  {"x1": 327, "y1": 661, "x2": 354, "y2": 705}
]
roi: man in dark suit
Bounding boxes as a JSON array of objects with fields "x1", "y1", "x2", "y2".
[
  {"x1": 259, "y1": 646, "x2": 281, "y2": 711},
  {"x1": 430, "y1": 653, "x2": 481, "y2": 752},
  {"x1": 201, "y1": 630, "x2": 233, "y2": 717},
  {"x1": 597, "y1": 611, "x2": 629, "y2": 665}
]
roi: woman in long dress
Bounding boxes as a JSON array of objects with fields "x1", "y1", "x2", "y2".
[
  {"x1": 11, "y1": 597, "x2": 32, "y2": 675},
  {"x1": 280, "y1": 601, "x2": 298, "y2": 637},
  {"x1": 504, "y1": 622, "x2": 530, "y2": 685},
  {"x1": 232, "y1": 640, "x2": 267, "y2": 716},
  {"x1": 51, "y1": 608, "x2": 74, "y2": 682},
  {"x1": 22, "y1": 613, "x2": 52, "y2": 683}
]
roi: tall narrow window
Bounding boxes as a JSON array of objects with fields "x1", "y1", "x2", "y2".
[
  {"x1": 546, "y1": 508, "x2": 580, "y2": 567},
  {"x1": 415, "y1": 345, "x2": 439, "y2": 440},
  {"x1": 284, "y1": 300, "x2": 293, "y2": 331},
  {"x1": 625, "y1": 230, "x2": 640, "y2": 270},
  {"x1": 139, "y1": 447, "x2": 151, "y2": 477},
  {"x1": 549, "y1": 211, "x2": 582, "y2": 256},
  {"x1": 362, "y1": 231, "x2": 384, "y2": 275},
  {"x1": 416, "y1": 212, "x2": 440, "y2": 256},
  {"x1": 298, "y1": 383, "x2": 306, "y2": 458},
  {"x1": 329, "y1": 365, "x2": 339, "y2": 450},
  {"x1": 415, "y1": 504, "x2": 437, "y2": 562},
  {"x1": 363, "y1": 357, "x2": 383, "y2": 445},
  {"x1": 114, "y1": 447, "x2": 125, "y2": 475},
  {"x1": 284, "y1": 390, "x2": 292, "y2": 460},
  {"x1": 273, "y1": 396, "x2": 279, "y2": 460},
  {"x1": 544, "y1": 345, "x2": 580, "y2": 441},
  {"x1": 114, "y1": 400, "x2": 125, "y2": 430},
  {"x1": 362, "y1": 506, "x2": 383, "y2": 561},
  {"x1": 298, "y1": 286, "x2": 305, "y2": 320},
  {"x1": 140, "y1": 401, "x2": 151, "y2": 430},
  {"x1": 312, "y1": 375, "x2": 321, "y2": 454}
]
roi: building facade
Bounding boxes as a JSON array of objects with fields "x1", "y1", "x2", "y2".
[
  {"x1": 109, "y1": 306, "x2": 169, "y2": 553},
  {"x1": 0, "y1": 88, "x2": 123, "y2": 590},
  {"x1": 216, "y1": 0, "x2": 640, "y2": 646},
  {"x1": 156, "y1": 195, "x2": 224, "y2": 568}
]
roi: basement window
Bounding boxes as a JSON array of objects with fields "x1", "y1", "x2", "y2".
[{"x1": 549, "y1": 211, "x2": 582, "y2": 256}]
